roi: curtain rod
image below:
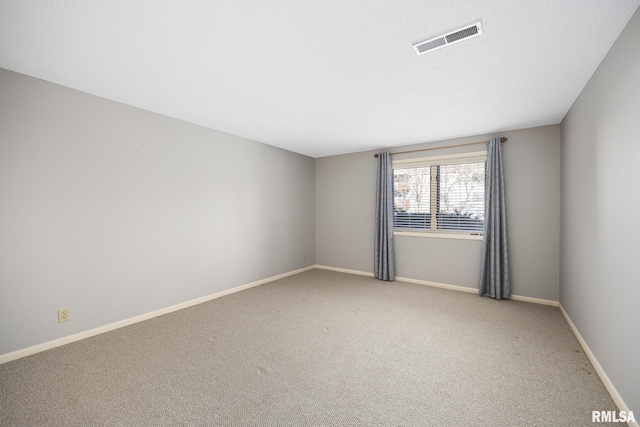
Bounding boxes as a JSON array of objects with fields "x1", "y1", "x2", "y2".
[{"x1": 373, "y1": 137, "x2": 507, "y2": 158}]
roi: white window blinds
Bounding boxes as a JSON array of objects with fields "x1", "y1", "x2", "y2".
[{"x1": 393, "y1": 152, "x2": 486, "y2": 233}]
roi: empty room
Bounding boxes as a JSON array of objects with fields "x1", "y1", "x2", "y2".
[{"x1": 1, "y1": 1, "x2": 639, "y2": 426}]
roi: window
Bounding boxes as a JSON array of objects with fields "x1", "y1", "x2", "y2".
[{"x1": 393, "y1": 152, "x2": 486, "y2": 235}]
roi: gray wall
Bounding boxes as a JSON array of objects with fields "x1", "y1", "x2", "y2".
[
  {"x1": 560, "y1": 9, "x2": 640, "y2": 414},
  {"x1": 0, "y1": 68, "x2": 315, "y2": 355},
  {"x1": 316, "y1": 125, "x2": 561, "y2": 300}
]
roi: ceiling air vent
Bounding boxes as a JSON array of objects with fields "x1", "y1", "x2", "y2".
[{"x1": 413, "y1": 21, "x2": 483, "y2": 55}]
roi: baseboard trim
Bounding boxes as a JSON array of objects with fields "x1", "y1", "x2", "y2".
[
  {"x1": 559, "y1": 304, "x2": 638, "y2": 427},
  {"x1": 0, "y1": 265, "x2": 315, "y2": 365},
  {"x1": 315, "y1": 264, "x2": 374, "y2": 277},
  {"x1": 510, "y1": 294, "x2": 559, "y2": 307},
  {"x1": 315, "y1": 265, "x2": 559, "y2": 306},
  {"x1": 395, "y1": 275, "x2": 478, "y2": 294}
]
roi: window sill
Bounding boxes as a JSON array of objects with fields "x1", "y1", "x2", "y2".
[{"x1": 394, "y1": 231, "x2": 483, "y2": 241}]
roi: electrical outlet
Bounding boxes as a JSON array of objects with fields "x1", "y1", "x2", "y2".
[{"x1": 58, "y1": 308, "x2": 70, "y2": 323}]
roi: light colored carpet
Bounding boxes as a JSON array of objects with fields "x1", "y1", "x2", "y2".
[{"x1": 0, "y1": 269, "x2": 623, "y2": 426}]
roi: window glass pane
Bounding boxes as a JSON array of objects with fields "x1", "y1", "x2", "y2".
[
  {"x1": 393, "y1": 166, "x2": 430, "y2": 229},
  {"x1": 437, "y1": 162, "x2": 485, "y2": 231}
]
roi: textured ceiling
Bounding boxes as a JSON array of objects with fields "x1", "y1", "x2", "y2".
[{"x1": 1, "y1": 1, "x2": 639, "y2": 157}]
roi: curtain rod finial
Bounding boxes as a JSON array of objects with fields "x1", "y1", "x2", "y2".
[
  {"x1": 374, "y1": 153, "x2": 379, "y2": 158},
  {"x1": 500, "y1": 137, "x2": 508, "y2": 143}
]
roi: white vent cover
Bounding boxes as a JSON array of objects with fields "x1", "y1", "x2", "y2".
[{"x1": 413, "y1": 22, "x2": 483, "y2": 55}]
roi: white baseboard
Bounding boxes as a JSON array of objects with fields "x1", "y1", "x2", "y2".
[
  {"x1": 559, "y1": 304, "x2": 638, "y2": 427},
  {"x1": 510, "y1": 294, "x2": 559, "y2": 307},
  {"x1": 315, "y1": 264, "x2": 374, "y2": 277},
  {"x1": 315, "y1": 265, "x2": 559, "y2": 306},
  {"x1": 396, "y1": 275, "x2": 478, "y2": 294},
  {"x1": 0, "y1": 265, "x2": 315, "y2": 365}
]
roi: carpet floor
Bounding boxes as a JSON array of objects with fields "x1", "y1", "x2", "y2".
[{"x1": 0, "y1": 269, "x2": 623, "y2": 426}]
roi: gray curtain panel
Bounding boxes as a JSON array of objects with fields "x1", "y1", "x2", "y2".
[
  {"x1": 479, "y1": 137, "x2": 510, "y2": 299},
  {"x1": 375, "y1": 152, "x2": 395, "y2": 281}
]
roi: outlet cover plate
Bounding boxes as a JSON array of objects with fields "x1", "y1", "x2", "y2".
[{"x1": 58, "y1": 308, "x2": 70, "y2": 323}]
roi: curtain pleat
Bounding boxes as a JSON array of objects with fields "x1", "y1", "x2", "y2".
[
  {"x1": 479, "y1": 138, "x2": 510, "y2": 299},
  {"x1": 375, "y1": 152, "x2": 395, "y2": 281}
]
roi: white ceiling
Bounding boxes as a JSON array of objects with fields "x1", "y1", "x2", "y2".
[{"x1": 1, "y1": 1, "x2": 639, "y2": 158}]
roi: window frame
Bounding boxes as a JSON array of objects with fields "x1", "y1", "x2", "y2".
[{"x1": 392, "y1": 151, "x2": 487, "y2": 240}]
